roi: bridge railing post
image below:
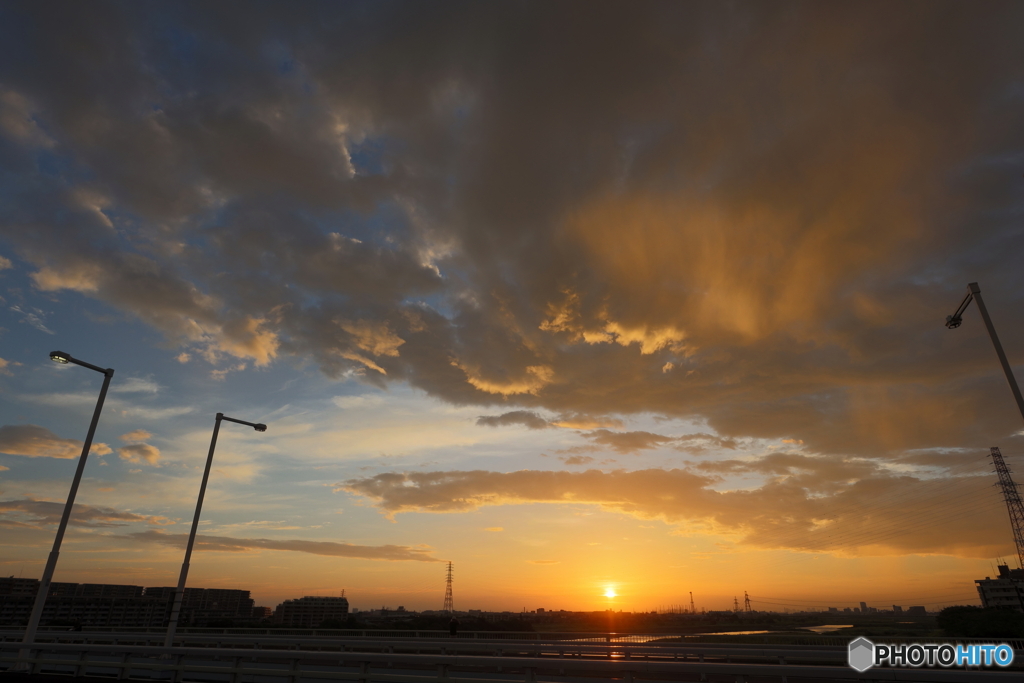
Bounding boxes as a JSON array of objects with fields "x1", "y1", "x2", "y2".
[
  {"x1": 73, "y1": 649, "x2": 88, "y2": 677},
  {"x1": 117, "y1": 651, "x2": 130, "y2": 680}
]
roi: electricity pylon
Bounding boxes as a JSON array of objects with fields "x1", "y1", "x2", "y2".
[
  {"x1": 443, "y1": 561, "x2": 454, "y2": 614},
  {"x1": 990, "y1": 447, "x2": 1024, "y2": 569}
]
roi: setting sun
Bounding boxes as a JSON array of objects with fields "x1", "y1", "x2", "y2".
[{"x1": 604, "y1": 587, "x2": 617, "y2": 599}]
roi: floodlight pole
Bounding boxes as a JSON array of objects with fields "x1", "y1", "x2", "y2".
[
  {"x1": 946, "y1": 282, "x2": 1024, "y2": 426},
  {"x1": 17, "y1": 352, "x2": 113, "y2": 670},
  {"x1": 164, "y1": 413, "x2": 266, "y2": 648}
]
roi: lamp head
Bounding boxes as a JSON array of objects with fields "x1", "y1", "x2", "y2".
[
  {"x1": 253, "y1": 423, "x2": 267, "y2": 432},
  {"x1": 945, "y1": 315, "x2": 962, "y2": 329},
  {"x1": 50, "y1": 350, "x2": 71, "y2": 364}
]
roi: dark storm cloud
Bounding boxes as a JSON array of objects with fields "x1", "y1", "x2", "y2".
[{"x1": 2, "y1": 1, "x2": 1024, "y2": 462}]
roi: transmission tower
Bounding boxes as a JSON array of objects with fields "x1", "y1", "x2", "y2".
[
  {"x1": 990, "y1": 447, "x2": 1024, "y2": 569},
  {"x1": 442, "y1": 561, "x2": 454, "y2": 613},
  {"x1": 744, "y1": 591, "x2": 751, "y2": 612},
  {"x1": 689, "y1": 591, "x2": 695, "y2": 615},
  {"x1": 733, "y1": 596, "x2": 739, "y2": 612}
]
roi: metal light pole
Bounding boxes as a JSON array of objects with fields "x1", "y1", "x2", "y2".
[
  {"x1": 163, "y1": 413, "x2": 266, "y2": 648},
  {"x1": 945, "y1": 282, "x2": 1024, "y2": 426},
  {"x1": 17, "y1": 351, "x2": 113, "y2": 669}
]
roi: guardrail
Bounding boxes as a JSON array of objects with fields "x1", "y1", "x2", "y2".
[
  {"x1": 2, "y1": 629, "x2": 843, "y2": 648},
  {"x1": 22, "y1": 627, "x2": 689, "y2": 643},
  {"x1": 16, "y1": 626, "x2": 1024, "y2": 649},
  {"x1": 1, "y1": 631, "x2": 853, "y2": 662},
  {"x1": 3, "y1": 638, "x2": 1022, "y2": 682}
]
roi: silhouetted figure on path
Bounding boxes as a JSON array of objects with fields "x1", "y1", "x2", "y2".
[{"x1": 449, "y1": 616, "x2": 460, "y2": 636}]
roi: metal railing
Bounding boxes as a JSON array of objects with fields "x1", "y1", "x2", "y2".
[
  {"x1": 3, "y1": 636, "x2": 1022, "y2": 682},
  {"x1": 19, "y1": 625, "x2": 1024, "y2": 649},
  {"x1": 2, "y1": 631, "x2": 854, "y2": 661}
]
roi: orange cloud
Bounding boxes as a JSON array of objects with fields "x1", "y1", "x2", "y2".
[
  {"x1": 128, "y1": 529, "x2": 441, "y2": 561},
  {"x1": 0, "y1": 498, "x2": 171, "y2": 528},
  {"x1": 340, "y1": 459, "x2": 1006, "y2": 558},
  {"x1": 118, "y1": 443, "x2": 161, "y2": 465},
  {"x1": 0, "y1": 424, "x2": 104, "y2": 459}
]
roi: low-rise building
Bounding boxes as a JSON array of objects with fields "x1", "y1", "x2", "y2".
[
  {"x1": 0, "y1": 577, "x2": 44, "y2": 596},
  {"x1": 0, "y1": 579, "x2": 255, "y2": 628},
  {"x1": 273, "y1": 596, "x2": 349, "y2": 627},
  {"x1": 144, "y1": 587, "x2": 254, "y2": 624},
  {"x1": 0, "y1": 594, "x2": 169, "y2": 628}
]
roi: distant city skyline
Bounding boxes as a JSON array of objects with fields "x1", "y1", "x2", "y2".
[
  {"x1": 0, "y1": 574, "x2": 952, "y2": 619},
  {"x1": 2, "y1": 2, "x2": 1023, "y2": 613},
  {"x1": 0, "y1": 566, "x2": 985, "y2": 615}
]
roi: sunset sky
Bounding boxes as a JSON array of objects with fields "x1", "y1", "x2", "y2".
[{"x1": 2, "y1": 1, "x2": 1024, "y2": 614}]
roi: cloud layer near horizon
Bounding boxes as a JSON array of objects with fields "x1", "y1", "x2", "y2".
[
  {"x1": 2, "y1": 2, "x2": 1024, "y2": 464},
  {"x1": 0, "y1": 498, "x2": 171, "y2": 528},
  {"x1": 0, "y1": 498, "x2": 440, "y2": 562},
  {"x1": 127, "y1": 529, "x2": 440, "y2": 562},
  {"x1": 339, "y1": 453, "x2": 1007, "y2": 558}
]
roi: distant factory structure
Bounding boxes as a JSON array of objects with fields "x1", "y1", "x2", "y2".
[{"x1": 825, "y1": 604, "x2": 926, "y2": 616}]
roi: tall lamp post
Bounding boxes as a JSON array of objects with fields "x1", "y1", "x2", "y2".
[
  {"x1": 163, "y1": 413, "x2": 266, "y2": 648},
  {"x1": 17, "y1": 351, "x2": 114, "y2": 668},
  {"x1": 945, "y1": 282, "x2": 1024, "y2": 426}
]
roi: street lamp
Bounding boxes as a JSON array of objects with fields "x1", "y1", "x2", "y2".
[
  {"x1": 163, "y1": 413, "x2": 267, "y2": 648},
  {"x1": 945, "y1": 282, "x2": 1024, "y2": 425},
  {"x1": 17, "y1": 351, "x2": 114, "y2": 668}
]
